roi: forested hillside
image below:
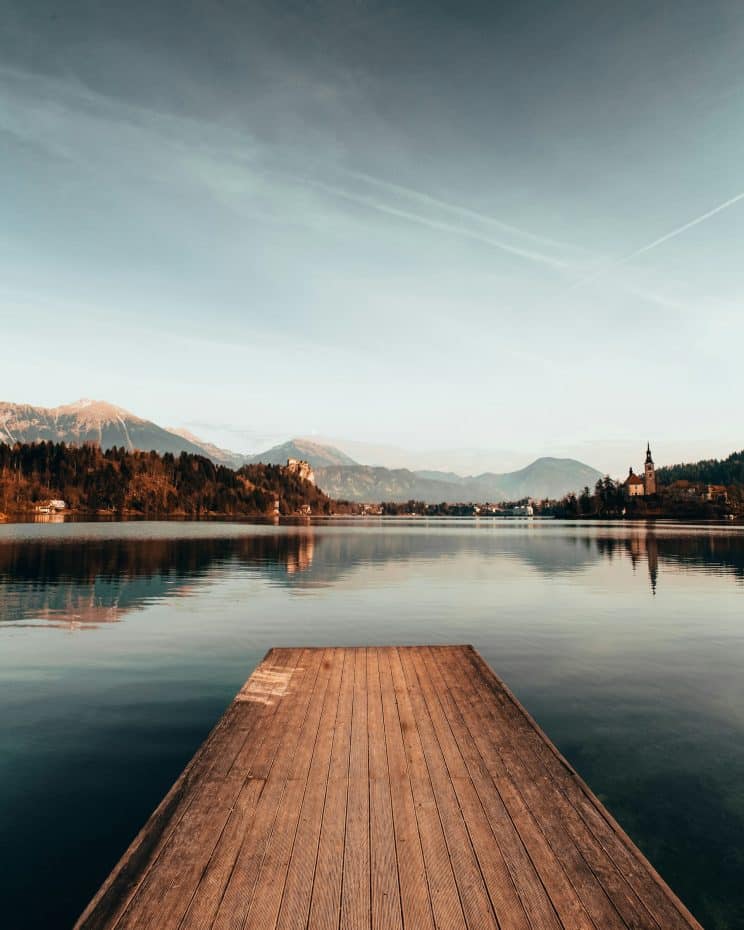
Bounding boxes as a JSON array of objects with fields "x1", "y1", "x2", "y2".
[
  {"x1": 0, "y1": 442, "x2": 332, "y2": 517},
  {"x1": 657, "y1": 450, "x2": 744, "y2": 486}
]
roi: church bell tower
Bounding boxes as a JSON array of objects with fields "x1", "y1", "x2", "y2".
[{"x1": 644, "y1": 442, "x2": 656, "y2": 495}]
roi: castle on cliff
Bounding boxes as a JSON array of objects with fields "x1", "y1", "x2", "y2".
[{"x1": 286, "y1": 458, "x2": 315, "y2": 485}]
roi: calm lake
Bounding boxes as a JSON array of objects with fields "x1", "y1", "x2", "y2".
[{"x1": 1, "y1": 519, "x2": 743, "y2": 930}]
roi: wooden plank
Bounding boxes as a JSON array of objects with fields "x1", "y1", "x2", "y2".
[
  {"x1": 448, "y1": 647, "x2": 629, "y2": 929},
  {"x1": 210, "y1": 648, "x2": 330, "y2": 930},
  {"x1": 272, "y1": 648, "x2": 345, "y2": 930},
  {"x1": 132, "y1": 649, "x2": 305, "y2": 930},
  {"x1": 432, "y1": 647, "x2": 600, "y2": 930},
  {"x1": 75, "y1": 646, "x2": 704, "y2": 930},
  {"x1": 247, "y1": 648, "x2": 343, "y2": 930},
  {"x1": 306, "y1": 649, "x2": 354, "y2": 930},
  {"x1": 340, "y1": 647, "x2": 371, "y2": 930},
  {"x1": 367, "y1": 647, "x2": 404, "y2": 930},
  {"x1": 397, "y1": 647, "x2": 505, "y2": 930},
  {"x1": 411, "y1": 646, "x2": 553, "y2": 930},
  {"x1": 457, "y1": 648, "x2": 660, "y2": 930},
  {"x1": 387, "y1": 648, "x2": 470, "y2": 930},
  {"x1": 377, "y1": 647, "x2": 436, "y2": 930},
  {"x1": 176, "y1": 648, "x2": 320, "y2": 930},
  {"x1": 75, "y1": 648, "x2": 301, "y2": 930},
  {"x1": 463, "y1": 648, "x2": 704, "y2": 930},
  {"x1": 438, "y1": 652, "x2": 596, "y2": 930},
  {"x1": 419, "y1": 646, "x2": 563, "y2": 930}
]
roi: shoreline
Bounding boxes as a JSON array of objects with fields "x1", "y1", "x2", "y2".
[{"x1": 0, "y1": 512, "x2": 740, "y2": 527}]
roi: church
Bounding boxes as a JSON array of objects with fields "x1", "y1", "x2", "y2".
[{"x1": 625, "y1": 443, "x2": 657, "y2": 497}]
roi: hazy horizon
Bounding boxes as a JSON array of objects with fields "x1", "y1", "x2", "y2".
[
  {"x1": 2, "y1": 1, "x2": 743, "y2": 467},
  {"x1": 1, "y1": 393, "x2": 740, "y2": 477}
]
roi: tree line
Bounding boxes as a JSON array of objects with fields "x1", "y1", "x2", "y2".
[
  {"x1": 546, "y1": 475, "x2": 742, "y2": 519},
  {"x1": 0, "y1": 442, "x2": 332, "y2": 517},
  {"x1": 657, "y1": 449, "x2": 744, "y2": 486}
]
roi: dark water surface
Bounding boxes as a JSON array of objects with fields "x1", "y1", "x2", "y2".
[{"x1": 1, "y1": 519, "x2": 743, "y2": 930}]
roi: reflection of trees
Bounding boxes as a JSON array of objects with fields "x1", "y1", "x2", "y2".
[
  {"x1": 0, "y1": 534, "x2": 320, "y2": 586},
  {"x1": 2, "y1": 530, "x2": 600, "y2": 626},
  {"x1": 608, "y1": 528, "x2": 744, "y2": 594},
  {"x1": 0, "y1": 534, "x2": 322, "y2": 627},
  {"x1": 1, "y1": 525, "x2": 742, "y2": 627},
  {"x1": 647, "y1": 532, "x2": 744, "y2": 580}
]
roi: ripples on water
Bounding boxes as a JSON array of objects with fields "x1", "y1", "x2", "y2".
[{"x1": 1, "y1": 519, "x2": 743, "y2": 929}]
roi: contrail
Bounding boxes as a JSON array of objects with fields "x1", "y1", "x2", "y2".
[
  {"x1": 623, "y1": 190, "x2": 744, "y2": 259},
  {"x1": 345, "y1": 168, "x2": 585, "y2": 254},
  {"x1": 569, "y1": 190, "x2": 744, "y2": 289},
  {"x1": 298, "y1": 177, "x2": 569, "y2": 269}
]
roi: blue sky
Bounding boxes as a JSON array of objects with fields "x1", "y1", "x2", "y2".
[{"x1": 1, "y1": 1, "x2": 743, "y2": 471}]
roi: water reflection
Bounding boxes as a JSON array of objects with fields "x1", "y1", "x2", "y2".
[
  {"x1": 0, "y1": 532, "x2": 318, "y2": 627},
  {"x1": 2, "y1": 520, "x2": 744, "y2": 930},
  {"x1": 1, "y1": 521, "x2": 743, "y2": 628},
  {"x1": 626, "y1": 529, "x2": 658, "y2": 594}
]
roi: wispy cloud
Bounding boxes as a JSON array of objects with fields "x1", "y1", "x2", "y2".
[
  {"x1": 294, "y1": 176, "x2": 571, "y2": 269},
  {"x1": 344, "y1": 169, "x2": 587, "y2": 254},
  {"x1": 0, "y1": 66, "x2": 572, "y2": 271}
]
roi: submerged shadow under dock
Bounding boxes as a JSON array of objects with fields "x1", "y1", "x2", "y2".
[{"x1": 75, "y1": 645, "x2": 703, "y2": 930}]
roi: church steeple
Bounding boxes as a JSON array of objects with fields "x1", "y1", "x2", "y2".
[{"x1": 644, "y1": 442, "x2": 656, "y2": 494}]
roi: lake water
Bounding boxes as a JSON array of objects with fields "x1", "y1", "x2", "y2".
[{"x1": 1, "y1": 518, "x2": 743, "y2": 930}]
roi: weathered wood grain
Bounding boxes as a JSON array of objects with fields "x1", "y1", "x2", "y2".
[{"x1": 75, "y1": 646, "x2": 705, "y2": 930}]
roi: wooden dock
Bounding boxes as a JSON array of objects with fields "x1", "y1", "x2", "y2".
[{"x1": 75, "y1": 646, "x2": 703, "y2": 930}]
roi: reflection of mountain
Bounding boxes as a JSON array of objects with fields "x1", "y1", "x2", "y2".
[
  {"x1": 0, "y1": 542, "x2": 196, "y2": 627},
  {"x1": 249, "y1": 530, "x2": 605, "y2": 585},
  {"x1": 5, "y1": 576, "x2": 189, "y2": 628},
  {"x1": 2, "y1": 525, "x2": 742, "y2": 628}
]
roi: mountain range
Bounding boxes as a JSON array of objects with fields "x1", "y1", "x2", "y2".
[
  {"x1": 0, "y1": 399, "x2": 210, "y2": 457},
  {"x1": 243, "y1": 441, "x2": 603, "y2": 500},
  {"x1": 0, "y1": 399, "x2": 246, "y2": 467},
  {"x1": 313, "y1": 458, "x2": 603, "y2": 503},
  {"x1": 0, "y1": 399, "x2": 602, "y2": 502}
]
